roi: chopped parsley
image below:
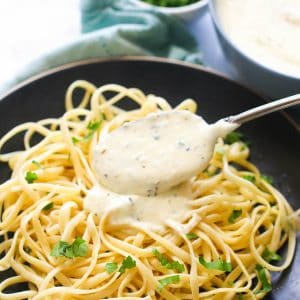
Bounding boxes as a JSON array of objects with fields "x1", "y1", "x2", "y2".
[
  {"x1": 87, "y1": 120, "x2": 101, "y2": 131},
  {"x1": 142, "y1": 0, "x2": 198, "y2": 8},
  {"x1": 72, "y1": 119, "x2": 102, "y2": 144},
  {"x1": 255, "y1": 264, "x2": 272, "y2": 294},
  {"x1": 105, "y1": 262, "x2": 118, "y2": 274},
  {"x1": 242, "y1": 174, "x2": 256, "y2": 183},
  {"x1": 50, "y1": 237, "x2": 88, "y2": 259},
  {"x1": 72, "y1": 137, "x2": 80, "y2": 144},
  {"x1": 25, "y1": 171, "x2": 38, "y2": 184},
  {"x1": 157, "y1": 275, "x2": 180, "y2": 291},
  {"x1": 42, "y1": 202, "x2": 53, "y2": 211},
  {"x1": 228, "y1": 209, "x2": 242, "y2": 223},
  {"x1": 119, "y1": 256, "x2": 136, "y2": 274},
  {"x1": 186, "y1": 233, "x2": 199, "y2": 240},
  {"x1": 199, "y1": 256, "x2": 232, "y2": 272},
  {"x1": 262, "y1": 248, "x2": 281, "y2": 263},
  {"x1": 152, "y1": 249, "x2": 184, "y2": 273},
  {"x1": 261, "y1": 174, "x2": 274, "y2": 185},
  {"x1": 224, "y1": 131, "x2": 244, "y2": 145}
]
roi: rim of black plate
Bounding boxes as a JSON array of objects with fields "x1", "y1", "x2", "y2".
[{"x1": 0, "y1": 56, "x2": 299, "y2": 132}]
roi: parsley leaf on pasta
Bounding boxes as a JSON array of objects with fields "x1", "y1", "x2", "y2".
[
  {"x1": 199, "y1": 256, "x2": 232, "y2": 272},
  {"x1": 51, "y1": 241, "x2": 71, "y2": 258},
  {"x1": 186, "y1": 233, "x2": 198, "y2": 240},
  {"x1": 25, "y1": 171, "x2": 38, "y2": 183},
  {"x1": 224, "y1": 131, "x2": 244, "y2": 144},
  {"x1": 105, "y1": 262, "x2": 118, "y2": 274},
  {"x1": 87, "y1": 120, "x2": 101, "y2": 131},
  {"x1": 42, "y1": 202, "x2": 53, "y2": 211},
  {"x1": 152, "y1": 249, "x2": 184, "y2": 273},
  {"x1": 228, "y1": 209, "x2": 242, "y2": 223},
  {"x1": 50, "y1": 237, "x2": 88, "y2": 259},
  {"x1": 242, "y1": 174, "x2": 256, "y2": 183},
  {"x1": 255, "y1": 264, "x2": 272, "y2": 293},
  {"x1": 262, "y1": 248, "x2": 282, "y2": 262},
  {"x1": 72, "y1": 237, "x2": 88, "y2": 257},
  {"x1": 119, "y1": 256, "x2": 136, "y2": 273},
  {"x1": 157, "y1": 275, "x2": 180, "y2": 291},
  {"x1": 72, "y1": 119, "x2": 102, "y2": 144},
  {"x1": 72, "y1": 137, "x2": 80, "y2": 144}
]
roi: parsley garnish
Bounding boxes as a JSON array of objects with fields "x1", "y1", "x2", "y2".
[
  {"x1": 228, "y1": 209, "x2": 242, "y2": 223},
  {"x1": 25, "y1": 171, "x2": 38, "y2": 184},
  {"x1": 142, "y1": 0, "x2": 198, "y2": 8},
  {"x1": 152, "y1": 249, "x2": 184, "y2": 273},
  {"x1": 224, "y1": 131, "x2": 244, "y2": 145},
  {"x1": 242, "y1": 174, "x2": 256, "y2": 183},
  {"x1": 42, "y1": 202, "x2": 53, "y2": 211},
  {"x1": 199, "y1": 256, "x2": 232, "y2": 272},
  {"x1": 186, "y1": 233, "x2": 198, "y2": 240},
  {"x1": 105, "y1": 262, "x2": 118, "y2": 274},
  {"x1": 261, "y1": 174, "x2": 274, "y2": 185},
  {"x1": 72, "y1": 137, "x2": 80, "y2": 144},
  {"x1": 157, "y1": 275, "x2": 180, "y2": 291},
  {"x1": 72, "y1": 120, "x2": 102, "y2": 144},
  {"x1": 87, "y1": 121, "x2": 101, "y2": 131},
  {"x1": 255, "y1": 264, "x2": 272, "y2": 294},
  {"x1": 262, "y1": 248, "x2": 281, "y2": 263},
  {"x1": 119, "y1": 256, "x2": 136, "y2": 273},
  {"x1": 50, "y1": 237, "x2": 88, "y2": 259}
]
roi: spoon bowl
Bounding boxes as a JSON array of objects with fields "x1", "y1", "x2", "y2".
[{"x1": 93, "y1": 94, "x2": 300, "y2": 195}]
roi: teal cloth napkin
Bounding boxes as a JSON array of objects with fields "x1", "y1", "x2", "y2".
[{"x1": 0, "y1": 0, "x2": 201, "y2": 96}]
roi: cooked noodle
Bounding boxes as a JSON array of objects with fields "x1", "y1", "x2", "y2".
[{"x1": 0, "y1": 81, "x2": 298, "y2": 300}]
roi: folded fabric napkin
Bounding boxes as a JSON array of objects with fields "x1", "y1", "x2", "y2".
[{"x1": 0, "y1": 0, "x2": 202, "y2": 96}]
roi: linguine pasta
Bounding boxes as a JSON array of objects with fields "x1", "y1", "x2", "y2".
[{"x1": 0, "y1": 81, "x2": 298, "y2": 300}]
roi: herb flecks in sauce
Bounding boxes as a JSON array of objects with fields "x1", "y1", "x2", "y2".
[{"x1": 93, "y1": 111, "x2": 238, "y2": 196}]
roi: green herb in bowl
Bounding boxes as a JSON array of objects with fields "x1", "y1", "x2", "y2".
[{"x1": 142, "y1": 0, "x2": 200, "y2": 8}]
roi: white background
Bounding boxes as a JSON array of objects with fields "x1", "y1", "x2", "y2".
[{"x1": 0, "y1": 0, "x2": 80, "y2": 85}]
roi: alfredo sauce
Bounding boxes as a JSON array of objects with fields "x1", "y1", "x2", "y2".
[
  {"x1": 217, "y1": 0, "x2": 300, "y2": 77},
  {"x1": 85, "y1": 110, "x2": 238, "y2": 230}
]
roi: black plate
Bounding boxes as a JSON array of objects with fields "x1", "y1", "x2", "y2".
[{"x1": 0, "y1": 57, "x2": 299, "y2": 299}]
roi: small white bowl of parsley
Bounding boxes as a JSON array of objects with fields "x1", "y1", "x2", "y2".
[{"x1": 131, "y1": 0, "x2": 208, "y2": 22}]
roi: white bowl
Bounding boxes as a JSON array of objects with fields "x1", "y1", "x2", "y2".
[
  {"x1": 209, "y1": 0, "x2": 300, "y2": 100},
  {"x1": 130, "y1": 0, "x2": 208, "y2": 22}
]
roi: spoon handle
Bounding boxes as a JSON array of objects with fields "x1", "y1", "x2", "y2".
[{"x1": 224, "y1": 94, "x2": 300, "y2": 124}]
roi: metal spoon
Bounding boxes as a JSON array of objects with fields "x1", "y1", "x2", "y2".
[{"x1": 224, "y1": 94, "x2": 300, "y2": 125}]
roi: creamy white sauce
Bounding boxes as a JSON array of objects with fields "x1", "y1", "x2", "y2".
[
  {"x1": 93, "y1": 111, "x2": 237, "y2": 196},
  {"x1": 84, "y1": 182, "x2": 192, "y2": 231},
  {"x1": 217, "y1": 0, "x2": 300, "y2": 77},
  {"x1": 86, "y1": 110, "x2": 238, "y2": 230}
]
